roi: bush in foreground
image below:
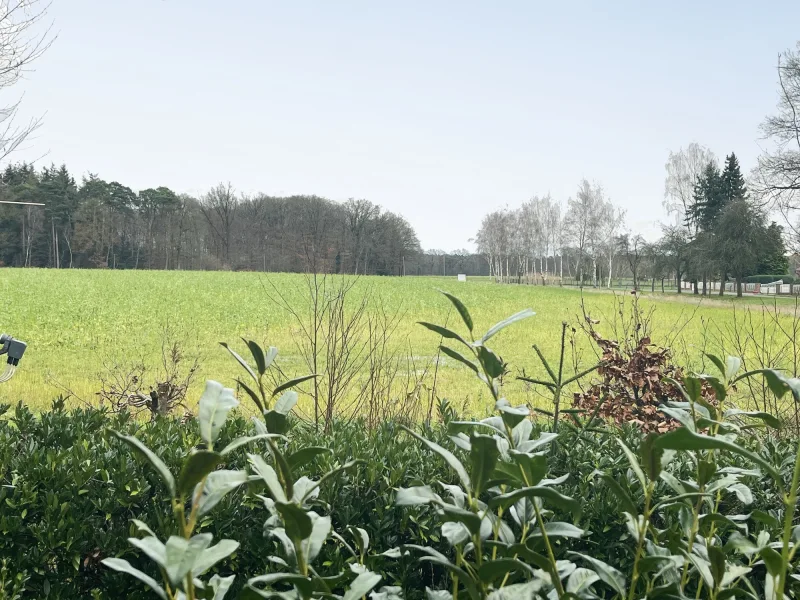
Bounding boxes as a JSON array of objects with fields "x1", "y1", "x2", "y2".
[{"x1": 2, "y1": 294, "x2": 800, "y2": 599}]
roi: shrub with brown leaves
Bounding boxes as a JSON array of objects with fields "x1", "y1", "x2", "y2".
[{"x1": 572, "y1": 331, "x2": 713, "y2": 433}]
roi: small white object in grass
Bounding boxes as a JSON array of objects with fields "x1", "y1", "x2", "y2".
[{"x1": 457, "y1": 274, "x2": 467, "y2": 282}]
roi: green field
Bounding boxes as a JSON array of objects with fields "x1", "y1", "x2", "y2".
[{"x1": 1, "y1": 269, "x2": 797, "y2": 415}]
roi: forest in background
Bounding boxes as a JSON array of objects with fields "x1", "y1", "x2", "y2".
[{"x1": 0, "y1": 164, "x2": 435, "y2": 275}]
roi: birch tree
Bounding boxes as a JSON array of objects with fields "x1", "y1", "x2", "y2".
[
  {"x1": 564, "y1": 180, "x2": 606, "y2": 287},
  {"x1": 664, "y1": 143, "x2": 716, "y2": 234}
]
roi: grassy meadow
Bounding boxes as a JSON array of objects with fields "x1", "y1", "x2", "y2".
[{"x1": 1, "y1": 268, "x2": 798, "y2": 416}]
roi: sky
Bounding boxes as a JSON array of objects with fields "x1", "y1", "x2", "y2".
[{"x1": 11, "y1": 0, "x2": 800, "y2": 251}]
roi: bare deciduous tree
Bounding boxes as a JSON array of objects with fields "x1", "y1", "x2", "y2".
[
  {"x1": 663, "y1": 143, "x2": 716, "y2": 234},
  {"x1": 564, "y1": 180, "x2": 608, "y2": 287},
  {"x1": 200, "y1": 182, "x2": 238, "y2": 264},
  {"x1": 0, "y1": 0, "x2": 53, "y2": 164},
  {"x1": 753, "y1": 44, "x2": 800, "y2": 247}
]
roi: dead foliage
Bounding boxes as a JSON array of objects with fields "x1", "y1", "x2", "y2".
[{"x1": 572, "y1": 330, "x2": 714, "y2": 433}]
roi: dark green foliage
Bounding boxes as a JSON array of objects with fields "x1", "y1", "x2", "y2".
[
  {"x1": 745, "y1": 274, "x2": 795, "y2": 284},
  {"x1": 721, "y1": 152, "x2": 747, "y2": 204},
  {"x1": 0, "y1": 403, "x2": 454, "y2": 599},
  {"x1": 756, "y1": 222, "x2": 790, "y2": 276},
  {"x1": 0, "y1": 401, "x2": 797, "y2": 599},
  {"x1": 714, "y1": 199, "x2": 771, "y2": 295},
  {"x1": 686, "y1": 161, "x2": 726, "y2": 233}
]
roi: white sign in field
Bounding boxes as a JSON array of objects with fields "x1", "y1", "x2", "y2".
[{"x1": 457, "y1": 274, "x2": 467, "y2": 282}]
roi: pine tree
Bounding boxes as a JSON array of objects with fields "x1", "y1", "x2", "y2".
[
  {"x1": 686, "y1": 161, "x2": 725, "y2": 232},
  {"x1": 721, "y1": 152, "x2": 747, "y2": 203},
  {"x1": 756, "y1": 222, "x2": 789, "y2": 275}
]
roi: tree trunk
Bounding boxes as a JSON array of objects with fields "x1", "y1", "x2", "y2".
[
  {"x1": 661, "y1": 278, "x2": 665, "y2": 293},
  {"x1": 702, "y1": 274, "x2": 707, "y2": 296},
  {"x1": 651, "y1": 277, "x2": 655, "y2": 293},
  {"x1": 718, "y1": 278, "x2": 725, "y2": 296},
  {"x1": 736, "y1": 276, "x2": 743, "y2": 297}
]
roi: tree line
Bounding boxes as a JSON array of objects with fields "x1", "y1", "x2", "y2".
[
  {"x1": 0, "y1": 163, "x2": 428, "y2": 275},
  {"x1": 472, "y1": 40, "x2": 800, "y2": 297},
  {"x1": 471, "y1": 149, "x2": 787, "y2": 296}
]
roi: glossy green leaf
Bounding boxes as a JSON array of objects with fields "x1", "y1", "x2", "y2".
[
  {"x1": 599, "y1": 473, "x2": 637, "y2": 514},
  {"x1": 198, "y1": 380, "x2": 238, "y2": 446},
  {"x1": 486, "y1": 580, "x2": 541, "y2": 600},
  {"x1": 287, "y1": 446, "x2": 332, "y2": 470},
  {"x1": 220, "y1": 342, "x2": 257, "y2": 384},
  {"x1": 566, "y1": 568, "x2": 600, "y2": 594},
  {"x1": 426, "y1": 589, "x2": 453, "y2": 600},
  {"x1": 439, "y1": 290, "x2": 473, "y2": 332},
  {"x1": 509, "y1": 451, "x2": 547, "y2": 487},
  {"x1": 109, "y1": 430, "x2": 176, "y2": 497},
  {"x1": 276, "y1": 502, "x2": 312, "y2": 540},
  {"x1": 734, "y1": 369, "x2": 791, "y2": 399},
  {"x1": 616, "y1": 438, "x2": 646, "y2": 488},
  {"x1": 529, "y1": 521, "x2": 585, "y2": 538},
  {"x1": 440, "y1": 503, "x2": 482, "y2": 535},
  {"x1": 477, "y1": 346, "x2": 504, "y2": 379},
  {"x1": 442, "y1": 521, "x2": 470, "y2": 546},
  {"x1": 439, "y1": 345, "x2": 479, "y2": 374},
  {"x1": 723, "y1": 409, "x2": 781, "y2": 429},
  {"x1": 418, "y1": 322, "x2": 470, "y2": 346},
  {"x1": 396, "y1": 485, "x2": 440, "y2": 506},
  {"x1": 244, "y1": 339, "x2": 266, "y2": 375},
  {"x1": 196, "y1": 469, "x2": 249, "y2": 517},
  {"x1": 268, "y1": 442, "x2": 295, "y2": 501},
  {"x1": 684, "y1": 375, "x2": 702, "y2": 402},
  {"x1": 469, "y1": 434, "x2": 500, "y2": 495},
  {"x1": 127, "y1": 536, "x2": 166, "y2": 567},
  {"x1": 568, "y1": 551, "x2": 627, "y2": 598},
  {"x1": 402, "y1": 426, "x2": 471, "y2": 492},
  {"x1": 273, "y1": 375, "x2": 316, "y2": 398},
  {"x1": 209, "y1": 574, "x2": 236, "y2": 600},
  {"x1": 193, "y1": 539, "x2": 239, "y2": 576},
  {"x1": 708, "y1": 545, "x2": 726, "y2": 586},
  {"x1": 480, "y1": 309, "x2": 535, "y2": 345},
  {"x1": 343, "y1": 569, "x2": 382, "y2": 600},
  {"x1": 759, "y1": 547, "x2": 784, "y2": 576},
  {"x1": 248, "y1": 454, "x2": 287, "y2": 503},
  {"x1": 164, "y1": 533, "x2": 212, "y2": 586},
  {"x1": 237, "y1": 379, "x2": 264, "y2": 414},
  {"x1": 101, "y1": 558, "x2": 167, "y2": 600},
  {"x1": 263, "y1": 410, "x2": 288, "y2": 435},
  {"x1": 654, "y1": 428, "x2": 781, "y2": 482},
  {"x1": 496, "y1": 399, "x2": 529, "y2": 428},
  {"x1": 274, "y1": 390, "x2": 299, "y2": 413},
  {"x1": 477, "y1": 558, "x2": 536, "y2": 583},
  {"x1": 220, "y1": 434, "x2": 284, "y2": 456},
  {"x1": 301, "y1": 513, "x2": 331, "y2": 564},
  {"x1": 489, "y1": 485, "x2": 581, "y2": 517},
  {"x1": 751, "y1": 510, "x2": 780, "y2": 528},
  {"x1": 725, "y1": 356, "x2": 742, "y2": 381},
  {"x1": 641, "y1": 433, "x2": 663, "y2": 481},
  {"x1": 178, "y1": 450, "x2": 223, "y2": 497},
  {"x1": 705, "y1": 353, "x2": 726, "y2": 378}
]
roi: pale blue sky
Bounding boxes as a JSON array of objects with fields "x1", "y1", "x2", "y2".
[{"x1": 13, "y1": 1, "x2": 800, "y2": 250}]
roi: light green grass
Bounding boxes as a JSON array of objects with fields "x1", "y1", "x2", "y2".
[{"x1": 1, "y1": 269, "x2": 795, "y2": 415}]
